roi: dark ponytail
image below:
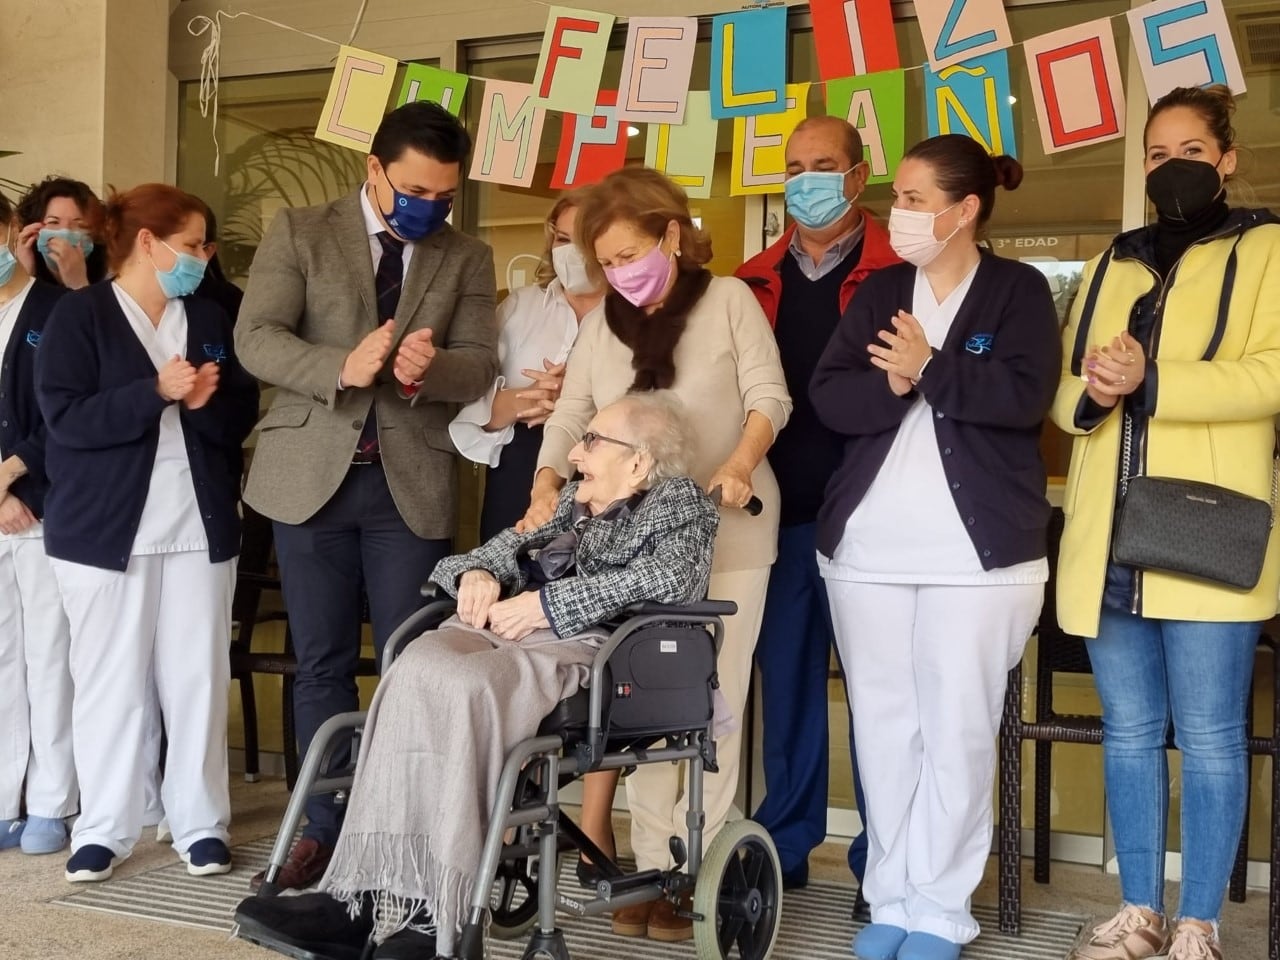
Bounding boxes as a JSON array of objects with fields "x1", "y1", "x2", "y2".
[{"x1": 903, "y1": 134, "x2": 1022, "y2": 226}]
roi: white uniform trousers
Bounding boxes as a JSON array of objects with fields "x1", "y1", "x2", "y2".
[
  {"x1": 825, "y1": 580, "x2": 1042, "y2": 944},
  {"x1": 52, "y1": 552, "x2": 235, "y2": 857},
  {"x1": 0, "y1": 535, "x2": 76, "y2": 820},
  {"x1": 626, "y1": 566, "x2": 770, "y2": 871}
]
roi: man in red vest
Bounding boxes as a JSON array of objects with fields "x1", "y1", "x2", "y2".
[{"x1": 736, "y1": 116, "x2": 899, "y2": 902}]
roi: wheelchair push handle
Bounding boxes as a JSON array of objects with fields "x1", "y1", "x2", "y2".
[{"x1": 709, "y1": 484, "x2": 763, "y2": 517}]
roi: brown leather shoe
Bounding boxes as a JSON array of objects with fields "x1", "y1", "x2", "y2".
[
  {"x1": 610, "y1": 901, "x2": 654, "y2": 938},
  {"x1": 647, "y1": 894, "x2": 693, "y2": 943},
  {"x1": 248, "y1": 837, "x2": 334, "y2": 892}
]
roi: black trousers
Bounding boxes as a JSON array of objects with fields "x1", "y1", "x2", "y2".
[{"x1": 272, "y1": 463, "x2": 450, "y2": 844}]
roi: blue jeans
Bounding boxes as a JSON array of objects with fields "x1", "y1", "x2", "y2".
[
  {"x1": 1086, "y1": 609, "x2": 1259, "y2": 921},
  {"x1": 752, "y1": 522, "x2": 867, "y2": 881}
]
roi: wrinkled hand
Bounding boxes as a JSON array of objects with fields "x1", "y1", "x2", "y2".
[
  {"x1": 1083, "y1": 332, "x2": 1146, "y2": 408},
  {"x1": 868, "y1": 311, "x2": 933, "y2": 386},
  {"x1": 342, "y1": 320, "x2": 395, "y2": 389},
  {"x1": 487, "y1": 590, "x2": 550, "y2": 642},
  {"x1": 44, "y1": 236, "x2": 90, "y2": 289},
  {"x1": 394, "y1": 327, "x2": 435, "y2": 386},
  {"x1": 157, "y1": 355, "x2": 198, "y2": 401},
  {"x1": 707, "y1": 461, "x2": 753, "y2": 510},
  {"x1": 16, "y1": 223, "x2": 40, "y2": 276},
  {"x1": 514, "y1": 360, "x2": 566, "y2": 426},
  {"x1": 0, "y1": 493, "x2": 37, "y2": 536},
  {"x1": 457, "y1": 569, "x2": 501, "y2": 629},
  {"x1": 184, "y1": 362, "x2": 220, "y2": 410}
]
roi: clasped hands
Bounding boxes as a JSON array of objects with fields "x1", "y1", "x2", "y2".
[
  {"x1": 1081, "y1": 331, "x2": 1145, "y2": 408},
  {"x1": 868, "y1": 310, "x2": 933, "y2": 397},
  {"x1": 456, "y1": 569, "x2": 550, "y2": 642},
  {"x1": 341, "y1": 319, "x2": 436, "y2": 389},
  {"x1": 157, "y1": 355, "x2": 219, "y2": 408}
]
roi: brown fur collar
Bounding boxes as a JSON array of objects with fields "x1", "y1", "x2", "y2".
[{"x1": 603, "y1": 268, "x2": 713, "y2": 391}]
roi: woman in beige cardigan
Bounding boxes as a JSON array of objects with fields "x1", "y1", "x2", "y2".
[{"x1": 520, "y1": 166, "x2": 791, "y2": 944}]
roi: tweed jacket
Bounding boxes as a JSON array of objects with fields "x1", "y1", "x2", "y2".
[
  {"x1": 429, "y1": 476, "x2": 720, "y2": 637},
  {"x1": 235, "y1": 190, "x2": 499, "y2": 539}
]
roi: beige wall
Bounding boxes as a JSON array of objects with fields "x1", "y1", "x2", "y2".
[{"x1": 0, "y1": 0, "x2": 172, "y2": 197}]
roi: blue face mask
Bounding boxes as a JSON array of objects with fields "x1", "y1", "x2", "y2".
[
  {"x1": 380, "y1": 172, "x2": 452, "y2": 242},
  {"x1": 0, "y1": 244, "x2": 16, "y2": 287},
  {"x1": 784, "y1": 168, "x2": 857, "y2": 230},
  {"x1": 36, "y1": 228, "x2": 95, "y2": 263},
  {"x1": 152, "y1": 239, "x2": 208, "y2": 299}
]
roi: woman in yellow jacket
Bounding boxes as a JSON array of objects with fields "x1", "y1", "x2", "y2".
[{"x1": 1055, "y1": 85, "x2": 1280, "y2": 960}]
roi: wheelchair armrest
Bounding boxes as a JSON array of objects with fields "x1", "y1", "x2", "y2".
[
  {"x1": 382, "y1": 596, "x2": 458, "y2": 673},
  {"x1": 619, "y1": 599, "x2": 738, "y2": 619},
  {"x1": 420, "y1": 581, "x2": 445, "y2": 599}
]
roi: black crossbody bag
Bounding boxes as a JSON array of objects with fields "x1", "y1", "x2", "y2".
[{"x1": 1112, "y1": 413, "x2": 1277, "y2": 590}]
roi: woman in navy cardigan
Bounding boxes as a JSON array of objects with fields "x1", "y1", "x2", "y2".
[
  {"x1": 0, "y1": 192, "x2": 77, "y2": 858},
  {"x1": 810, "y1": 135, "x2": 1060, "y2": 960},
  {"x1": 36, "y1": 184, "x2": 258, "y2": 883}
]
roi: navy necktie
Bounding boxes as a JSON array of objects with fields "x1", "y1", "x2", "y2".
[{"x1": 352, "y1": 232, "x2": 405, "y2": 464}]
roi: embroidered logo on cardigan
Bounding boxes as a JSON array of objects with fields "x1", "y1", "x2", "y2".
[
  {"x1": 965, "y1": 333, "x2": 994, "y2": 355},
  {"x1": 203, "y1": 343, "x2": 227, "y2": 362},
  {"x1": 25, "y1": 330, "x2": 41, "y2": 348}
]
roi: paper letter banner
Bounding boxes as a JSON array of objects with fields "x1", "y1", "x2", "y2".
[
  {"x1": 916, "y1": 0, "x2": 1014, "y2": 71},
  {"x1": 710, "y1": 7, "x2": 787, "y2": 119},
  {"x1": 470, "y1": 80, "x2": 548, "y2": 188},
  {"x1": 532, "y1": 6, "x2": 616, "y2": 114},
  {"x1": 731, "y1": 83, "x2": 811, "y2": 196},
  {"x1": 826, "y1": 71, "x2": 906, "y2": 184},
  {"x1": 811, "y1": 0, "x2": 900, "y2": 80},
  {"x1": 1023, "y1": 20, "x2": 1125, "y2": 154},
  {"x1": 551, "y1": 91, "x2": 628, "y2": 189},
  {"x1": 617, "y1": 17, "x2": 698, "y2": 124},
  {"x1": 645, "y1": 91, "x2": 718, "y2": 199},
  {"x1": 396, "y1": 64, "x2": 469, "y2": 115},
  {"x1": 315, "y1": 46, "x2": 399, "y2": 151},
  {"x1": 1127, "y1": 0, "x2": 1245, "y2": 104},
  {"x1": 925, "y1": 51, "x2": 1018, "y2": 158}
]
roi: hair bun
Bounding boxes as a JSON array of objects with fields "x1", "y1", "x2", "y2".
[{"x1": 992, "y1": 155, "x2": 1024, "y2": 192}]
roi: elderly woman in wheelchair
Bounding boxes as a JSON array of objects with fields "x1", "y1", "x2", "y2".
[{"x1": 235, "y1": 391, "x2": 783, "y2": 960}]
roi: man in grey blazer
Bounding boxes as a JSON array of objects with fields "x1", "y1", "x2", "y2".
[{"x1": 235, "y1": 101, "x2": 498, "y2": 889}]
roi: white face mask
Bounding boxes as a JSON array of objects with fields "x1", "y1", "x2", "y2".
[
  {"x1": 888, "y1": 202, "x2": 963, "y2": 268},
  {"x1": 551, "y1": 242, "x2": 597, "y2": 295}
]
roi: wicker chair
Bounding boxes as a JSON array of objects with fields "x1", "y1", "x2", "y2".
[
  {"x1": 998, "y1": 509, "x2": 1279, "y2": 960},
  {"x1": 229, "y1": 506, "x2": 377, "y2": 790}
]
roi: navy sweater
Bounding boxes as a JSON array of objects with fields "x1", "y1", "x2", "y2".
[
  {"x1": 810, "y1": 251, "x2": 1061, "y2": 568},
  {"x1": 36, "y1": 282, "x2": 259, "y2": 570},
  {"x1": 1, "y1": 279, "x2": 65, "y2": 519}
]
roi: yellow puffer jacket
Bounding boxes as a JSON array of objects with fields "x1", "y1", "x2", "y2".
[{"x1": 1052, "y1": 209, "x2": 1280, "y2": 638}]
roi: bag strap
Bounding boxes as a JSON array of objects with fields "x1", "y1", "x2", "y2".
[{"x1": 1071, "y1": 248, "x2": 1113, "y2": 377}]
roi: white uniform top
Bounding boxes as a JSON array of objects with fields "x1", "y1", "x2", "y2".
[
  {"x1": 0, "y1": 278, "x2": 41, "y2": 540},
  {"x1": 449, "y1": 280, "x2": 579, "y2": 467},
  {"x1": 820, "y1": 265, "x2": 1048, "y2": 586},
  {"x1": 112, "y1": 284, "x2": 208, "y2": 555}
]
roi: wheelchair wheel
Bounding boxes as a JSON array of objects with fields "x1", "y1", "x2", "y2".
[
  {"x1": 692, "y1": 820, "x2": 782, "y2": 960},
  {"x1": 488, "y1": 824, "x2": 560, "y2": 941}
]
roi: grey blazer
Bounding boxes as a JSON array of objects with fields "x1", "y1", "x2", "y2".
[
  {"x1": 235, "y1": 190, "x2": 498, "y2": 539},
  {"x1": 430, "y1": 477, "x2": 720, "y2": 637}
]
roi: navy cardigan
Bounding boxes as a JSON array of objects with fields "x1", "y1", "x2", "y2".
[
  {"x1": 1, "y1": 279, "x2": 65, "y2": 519},
  {"x1": 36, "y1": 282, "x2": 260, "y2": 570},
  {"x1": 810, "y1": 251, "x2": 1061, "y2": 569}
]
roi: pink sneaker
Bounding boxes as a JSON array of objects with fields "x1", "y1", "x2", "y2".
[{"x1": 1069, "y1": 905, "x2": 1168, "y2": 960}]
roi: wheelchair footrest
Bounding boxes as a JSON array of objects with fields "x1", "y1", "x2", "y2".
[{"x1": 596, "y1": 868, "x2": 665, "y2": 900}]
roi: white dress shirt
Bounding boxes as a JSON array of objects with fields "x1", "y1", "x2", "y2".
[
  {"x1": 0, "y1": 278, "x2": 40, "y2": 540},
  {"x1": 449, "y1": 281, "x2": 580, "y2": 467},
  {"x1": 112, "y1": 284, "x2": 208, "y2": 554},
  {"x1": 360, "y1": 185, "x2": 415, "y2": 274},
  {"x1": 821, "y1": 265, "x2": 1048, "y2": 585}
]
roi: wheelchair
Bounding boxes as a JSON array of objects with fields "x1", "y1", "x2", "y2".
[{"x1": 242, "y1": 581, "x2": 783, "y2": 960}]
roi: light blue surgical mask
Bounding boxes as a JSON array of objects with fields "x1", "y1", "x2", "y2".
[
  {"x1": 36, "y1": 228, "x2": 95, "y2": 260},
  {"x1": 784, "y1": 168, "x2": 857, "y2": 230},
  {"x1": 0, "y1": 228, "x2": 17, "y2": 287},
  {"x1": 151, "y1": 239, "x2": 208, "y2": 299}
]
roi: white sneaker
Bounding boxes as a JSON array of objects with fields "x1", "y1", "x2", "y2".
[{"x1": 156, "y1": 818, "x2": 171, "y2": 844}]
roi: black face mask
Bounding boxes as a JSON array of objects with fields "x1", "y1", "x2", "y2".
[{"x1": 1145, "y1": 157, "x2": 1224, "y2": 222}]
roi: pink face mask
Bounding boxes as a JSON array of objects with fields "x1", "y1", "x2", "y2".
[{"x1": 604, "y1": 241, "x2": 674, "y2": 308}]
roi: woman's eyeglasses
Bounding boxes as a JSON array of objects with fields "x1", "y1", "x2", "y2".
[{"x1": 581, "y1": 431, "x2": 637, "y2": 453}]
